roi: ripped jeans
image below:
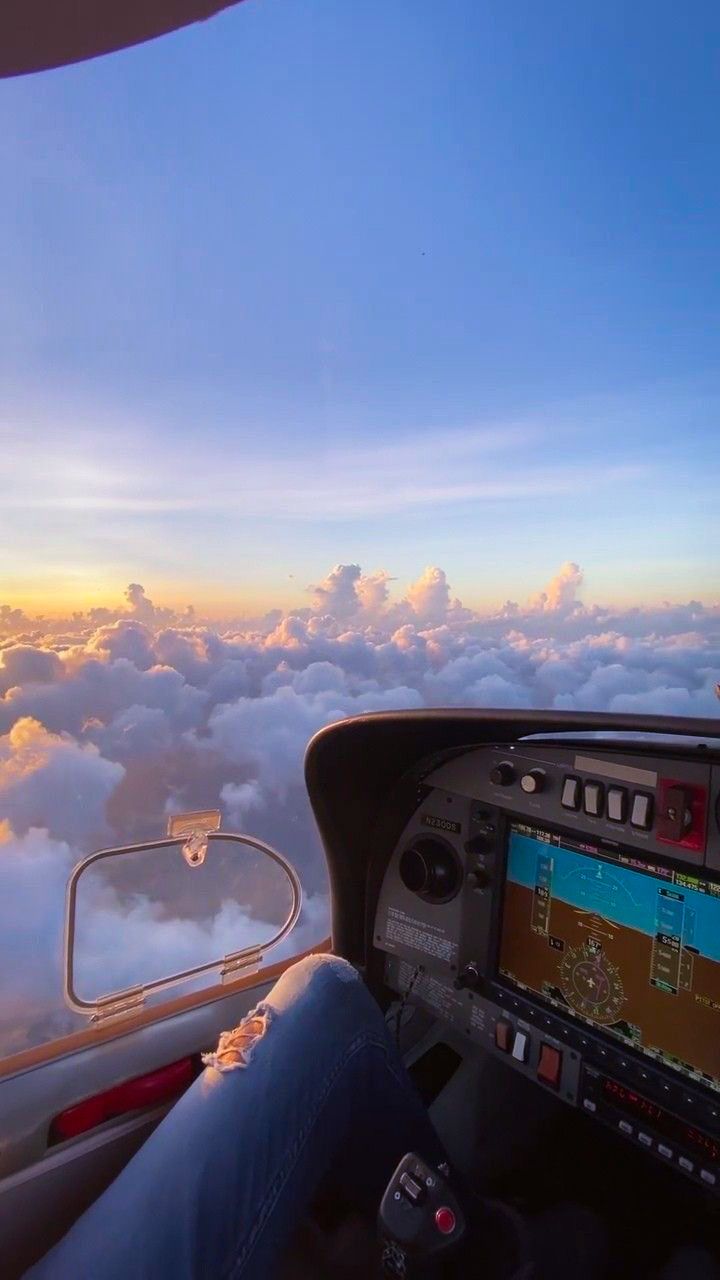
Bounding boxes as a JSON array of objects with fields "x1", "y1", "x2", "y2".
[{"x1": 27, "y1": 955, "x2": 444, "y2": 1280}]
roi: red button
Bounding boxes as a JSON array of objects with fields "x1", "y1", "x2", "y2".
[
  {"x1": 435, "y1": 1206, "x2": 456, "y2": 1235},
  {"x1": 495, "y1": 1020, "x2": 513, "y2": 1052},
  {"x1": 537, "y1": 1043, "x2": 562, "y2": 1089}
]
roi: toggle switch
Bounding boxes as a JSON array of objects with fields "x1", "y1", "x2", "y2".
[
  {"x1": 607, "y1": 787, "x2": 627, "y2": 823},
  {"x1": 537, "y1": 1043, "x2": 562, "y2": 1089},
  {"x1": 511, "y1": 1031, "x2": 529, "y2": 1063},
  {"x1": 495, "y1": 1021, "x2": 513, "y2": 1053},
  {"x1": 631, "y1": 793, "x2": 653, "y2": 830},
  {"x1": 583, "y1": 782, "x2": 604, "y2": 818},
  {"x1": 561, "y1": 777, "x2": 581, "y2": 811}
]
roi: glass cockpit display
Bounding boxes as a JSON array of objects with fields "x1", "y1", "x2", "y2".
[{"x1": 499, "y1": 822, "x2": 720, "y2": 1092}]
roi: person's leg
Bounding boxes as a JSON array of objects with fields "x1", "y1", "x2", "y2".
[{"x1": 27, "y1": 955, "x2": 443, "y2": 1280}]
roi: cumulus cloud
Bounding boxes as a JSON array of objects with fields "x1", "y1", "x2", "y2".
[
  {"x1": 0, "y1": 718, "x2": 124, "y2": 847},
  {"x1": 220, "y1": 779, "x2": 267, "y2": 825},
  {"x1": 402, "y1": 565, "x2": 473, "y2": 626},
  {"x1": 406, "y1": 566, "x2": 452, "y2": 623},
  {"x1": 124, "y1": 583, "x2": 155, "y2": 621},
  {"x1": 0, "y1": 824, "x2": 77, "y2": 1053},
  {"x1": 530, "y1": 561, "x2": 584, "y2": 613},
  {"x1": 0, "y1": 582, "x2": 195, "y2": 643},
  {"x1": 356, "y1": 569, "x2": 394, "y2": 614},
  {"x1": 0, "y1": 605, "x2": 31, "y2": 634},
  {"x1": 308, "y1": 563, "x2": 396, "y2": 621},
  {"x1": 202, "y1": 679, "x2": 423, "y2": 805},
  {"x1": 309, "y1": 564, "x2": 363, "y2": 618},
  {"x1": 0, "y1": 565, "x2": 717, "y2": 1057},
  {"x1": 0, "y1": 644, "x2": 63, "y2": 694},
  {"x1": 72, "y1": 891, "x2": 326, "y2": 1002}
]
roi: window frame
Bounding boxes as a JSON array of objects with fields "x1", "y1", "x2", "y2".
[{"x1": 64, "y1": 832, "x2": 303, "y2": 1018}]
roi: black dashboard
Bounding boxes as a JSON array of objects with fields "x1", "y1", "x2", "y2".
[{"x1": 305, "y1": 710, "x2": 720, "y2": 1197}]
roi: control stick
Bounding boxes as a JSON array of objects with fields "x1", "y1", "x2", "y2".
[{"x1": 378, "y1": 1152, "x2": 466, "y2": 1277}]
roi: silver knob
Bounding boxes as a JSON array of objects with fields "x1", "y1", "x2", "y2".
[{"x1": 520, "y1": 769, "x2": 545, "y2": 794}]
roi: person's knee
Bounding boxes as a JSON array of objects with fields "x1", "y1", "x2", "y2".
[
  {"x1": 268, "y1": 952, "x2": 368, "y2": 1022},
  {"x1": 274, "y1": 953, "x2": 392, "y2": 1064},
  {"x1": 285, "y1": 952, "x2": 361, "y2": 1002}
]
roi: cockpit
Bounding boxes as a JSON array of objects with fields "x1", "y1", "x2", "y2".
[
  {"x1": 319, "y1": 709, "x2": 720, "y2": 1275},
  {"x1": 5, "y1": 708, "x2": 720, "y2": 1277}
]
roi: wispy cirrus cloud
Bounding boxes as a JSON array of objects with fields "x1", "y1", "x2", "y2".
[{"x1": 1, "y1": 414, "x2": 648, "y2": 518}]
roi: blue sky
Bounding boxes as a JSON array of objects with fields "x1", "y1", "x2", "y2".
[{"x1": 0, "y1": 0, "x2": 718, "y2": 613}]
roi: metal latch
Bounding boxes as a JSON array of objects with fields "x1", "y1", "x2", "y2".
[{"x1": 167, "y1": 809, "x2": 221, "y2": 867}]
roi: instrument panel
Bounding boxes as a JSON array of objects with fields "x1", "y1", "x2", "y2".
[{"x1": 374, "y1": 741, "x2": 720, "y2": 1192}]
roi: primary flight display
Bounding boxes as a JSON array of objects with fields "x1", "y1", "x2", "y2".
[{"x1": 499, "y1": 822, "x2": 720, "y2": 1091}]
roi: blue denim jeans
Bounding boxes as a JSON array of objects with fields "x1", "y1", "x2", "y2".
[{"x1": 28, "y1": 955, "x2": 443, "y2": 1280}]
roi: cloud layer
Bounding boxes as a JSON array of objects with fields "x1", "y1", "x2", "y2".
[{"x1": 0, "y1": 563, "x2": 718, "y2": 1055}]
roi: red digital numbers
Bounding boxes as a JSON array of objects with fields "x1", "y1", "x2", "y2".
[
  {"x1": 602, "y1": 1078, "x2": 720, "y2": 1162},
  {"x1": 603, "y1": 1078, "x2": 662, "y2": 1124},
  {"x1": 685, "y1": 1126, "x2": 720, "y2": 1162}
]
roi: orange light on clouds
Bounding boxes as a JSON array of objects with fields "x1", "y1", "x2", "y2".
[{"x1": 0, "y1": 575, "x2": 295, "y2": 621}]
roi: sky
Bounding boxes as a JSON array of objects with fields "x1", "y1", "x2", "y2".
[
  {"x1": 1, "y1": 0, "x2": 718, "y2": 614},
  {"x1": 0, "y1": 2, "x2": 719, "y2": 1059}
]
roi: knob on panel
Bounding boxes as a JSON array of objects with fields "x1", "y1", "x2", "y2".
[
  {"x1": 399, "y1": 838, "x2": 461, "y2": 903},
  {"x1": 490, "y1": 763, "x2": 515, "y2": 787},
  {"x1": 453, "y1": 963, "x2": 480, "y2": 991},
  {"x1": 468, "y1": 865, "x2": 491, "y2": 889},
  {"x1": 520, "y1": 769, "x2": 545, "y2": 794}
]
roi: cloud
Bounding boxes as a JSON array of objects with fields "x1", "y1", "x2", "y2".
[
  {"x1": 0, "y1": 717, "x2": 124, "y2": 847},
  {"x1": 0, "y1": 564, "x2": 717, "y2": 1058},
  {"x1": 220, "y1": 779, "x2": 267, "y2": 825},
  {"x1": 0, "y1": 583, "x2": 195, "y2": 644},
  {"x1": 403, "y1": 565, "x2": 473, "y2": 626},
  {"x1": 530, "y1": 561, "x2": 584, "y2": 613},
  {"x1": 86, "y1": 620, "x2": 157, "y2": 669},
  {"x1": 0, "y1": 644, "x2": 63, "y2": 694},
  {"x1": 406, "y1": 566, "x2": 451, "y2": 623},
  {"x1": 308, "y1": 564, "x2": 395, "y2": 621},
  {"x1": 0, "y1": 605, "x2": 31, "y2": 635},
  {"x1": 309, "y1": 564, "x2": 363, "y2": 619},
  {"x1": 0, "y1": 824, "x2": 77, "y2": 1054},
  {"x1": 125, "y1": 583, "x2": 155, "y2": 620},
  {"x1": 0, "y1": 416, "x2": 652, "y2": 520},
  {"x1": 202, "y1": 679, "x2": 424, "y2": 804},
  {"x1": 356, "y1": 570, "x2": 394, "y2": 614}
]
